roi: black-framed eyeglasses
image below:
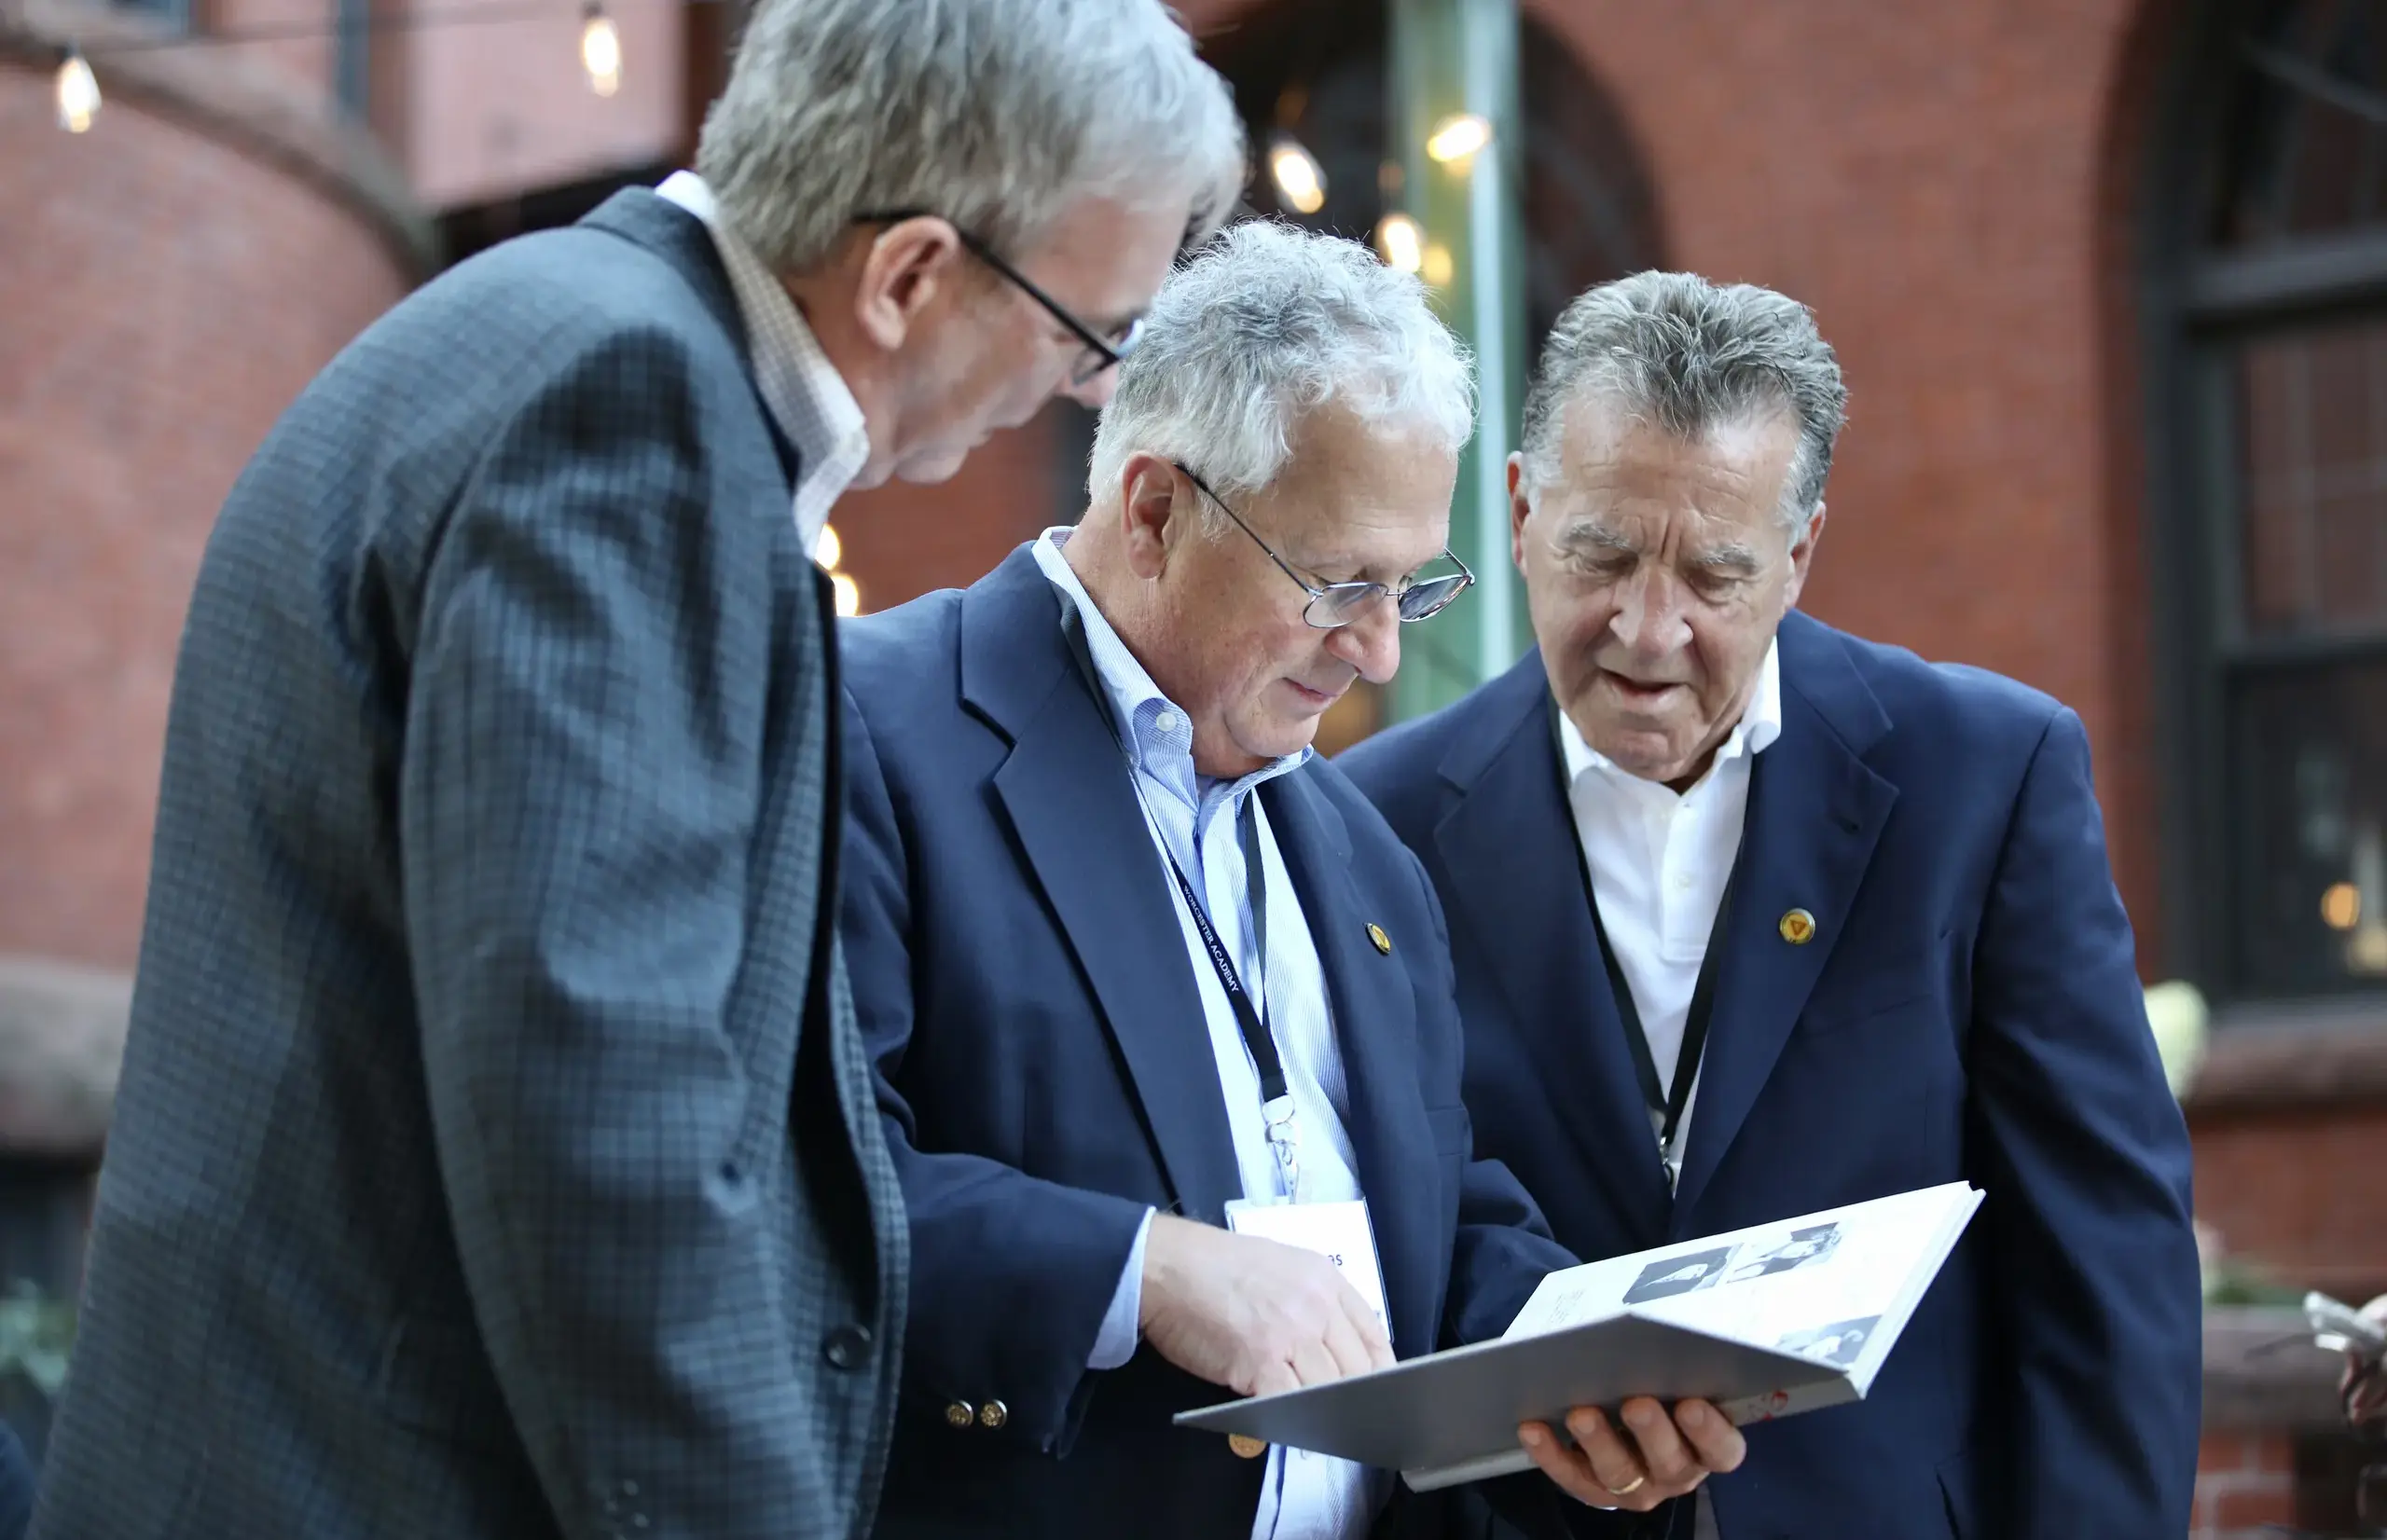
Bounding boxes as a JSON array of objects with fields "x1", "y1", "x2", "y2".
[
  {"x1": 1174, "y1": 462, "x2": 1475, "y2": 629},
  {"x1": 853, "y1": 209, "x2": 1141, "y2": 386}
]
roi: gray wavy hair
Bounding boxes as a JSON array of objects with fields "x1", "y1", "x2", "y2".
[
  {"x1": 696, "y1": 0, "x2": 1245, "y2": 275},
  {"x1": 1087, "y1": 221, "x2": 1476, "y2": 521},
  {"x1": 1519, "y1": 271, "x2": 1847, "y2": 532}
]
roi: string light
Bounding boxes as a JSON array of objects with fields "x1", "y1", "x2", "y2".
[
  {"x1": 2323, "y1": 881, "x2": 2361, "y2": 931},
  {"x1": 579, "y1": 1, "x2": 620, "y2": 97},
  {"x1": 1267, "y1": 135, "x2": 1327, "y2": 216},
  {"x1": 831, "y1": 572, "x2": 862, "y2": 618},
  {"x1": 814, "y1": 523, "x2": 842, "y2": 571},
  {"x1": 1373, "y1": 213, "x2": 1423, "y2": 275},
  {"x1": 1420, "y1": 241, "x2": 1454, "y2": 287},
  {"x1": 42, "y1": 0, "x2": 649, "y2": 131},
  {"x1": 1425, "y1": 112, "x2": 1492, "y2": 166},
  {"x1": 55, "y1": 46, "x2": 99, "y2": 134}
]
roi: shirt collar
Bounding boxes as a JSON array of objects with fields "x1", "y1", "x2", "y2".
[
  {"x1": 1558, "y1": 633, "x2": 1783, "y2": 789},
  {"x1": 655, "y1": 172, "x2": 870, "y2": 550},
  {"x1": 1030, "y1": 528, "x2": 1309, "y2": 817}
]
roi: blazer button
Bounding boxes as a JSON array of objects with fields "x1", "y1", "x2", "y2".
[
  {"x1": 978, "y1": 1399, "x2": 1008, "y2": 1430},
  {"x1": 944, "y1": 1400, "x2": 975, "y2": 1429},
  {"x1": 821, "y1": 1324, "x2": 873, "y2": 1371}
]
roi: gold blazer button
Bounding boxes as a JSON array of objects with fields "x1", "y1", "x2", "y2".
[
  {"x1": 1229, "y1": 1434, "x2": 1267, "y2": 1459},
  {"x1": 944, "y1": 1400, "x2": 975, "y2": 1429},
  {"x1": 1779, "y1": 908, "x2": 1817, "y2": 945},
  {"x1": 1366, "y1": 923, "x2": 1392, "y2": 956}
]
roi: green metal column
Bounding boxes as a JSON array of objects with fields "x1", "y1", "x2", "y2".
[{"x1": 1386, "y1": 0, "x2": 1527, "y2": 723}]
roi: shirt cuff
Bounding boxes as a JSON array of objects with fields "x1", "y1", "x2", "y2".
[{"x1": 1088, "y1": 1207, "x2": 1156, "y2": 1370}]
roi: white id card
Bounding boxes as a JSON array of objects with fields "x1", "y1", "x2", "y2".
[{"x1": 1221, "y1": 1197, "x2": 1390, "y2": 1335}]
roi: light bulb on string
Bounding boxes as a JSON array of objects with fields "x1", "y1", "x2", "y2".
[
  {"x1": 580, "y1": 3, "x2": 621, "y2": 98},
  {"x1": 1374, "y1": 213, "x2": 1423, "y2": 275},
  {"x1": 815, "y1": 523, "x2": 843, "y2": 571},
  {"x1": 1267, "y1": 135, "x2": 1327, "y2": 216},
  {"x1": 832, "y1": 572, "x2": 862, "y2": 618},
  {"x1": 56, "y1": 46, "x2": 100, "y2": 134},
  {"x1": 1425, "y1": 113, "x2": 1492, "y2": 167}
]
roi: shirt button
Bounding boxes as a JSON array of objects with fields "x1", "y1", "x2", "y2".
[
  {"x1": 1674, "y1": 873, "x2": 1694, "y2": 891},
  {"x1": 1155, "y1": 709, "x2": 1180, "y2": 734},
  {"x1": 822, "y1": 1324, "x2": 873, "y2": 1371}
]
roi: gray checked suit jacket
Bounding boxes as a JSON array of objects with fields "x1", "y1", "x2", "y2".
[{"x1": 32, "y1": 189, "x2": 906, "y2": 1540}]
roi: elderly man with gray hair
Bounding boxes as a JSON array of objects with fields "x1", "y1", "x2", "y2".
[
  {"x1": 1344, "y1": 273, "x2": 2203, "y2": 1536},
  {"x1": 835, "y1": 225, "x2": 1741, "y2": 1538},
  {"x1": 34, "y1": 4, "x2": 1240, "y2": 1538}
]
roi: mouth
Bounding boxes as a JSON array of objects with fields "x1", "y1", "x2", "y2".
[
  {"x1": 1285, "y1": 679, "x2": 1345, "y2": 711},
  {"x1": 1596, "y1": 667, "x2": 1689, "y2": 708}
]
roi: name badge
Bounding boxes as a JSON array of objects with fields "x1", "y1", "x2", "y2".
[{"x1": 1221, "y1": 1197, "x2": 1390, "y2": 1336}]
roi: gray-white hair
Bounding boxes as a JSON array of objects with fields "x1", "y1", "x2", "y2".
[
  {"x1": 696, "y1": 0, "x2": 1244, "y2": 276},
  {"x1": 1086, "y1": 221, "x2": 1475, "y2": 522},
  {"x1": 1519, "y1": 271, "x2": 1847, "y2": 532}
]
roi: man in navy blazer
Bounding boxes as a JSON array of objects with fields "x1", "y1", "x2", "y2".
[
  {"x1": 1342, "y1": 273, "x2": 2203, "y2": 1539},
  {"x1": 838, "y1": 228, "x2": 1746, "y2": 1539}
]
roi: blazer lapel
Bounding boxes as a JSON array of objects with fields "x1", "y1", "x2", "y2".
[
  {"x1": 1668, "y1": 614, "x2": 1898, "y2": 1223},
  {"x1": 1431, "y1": 654, "x2": 1674, "y2": 1247},
  {"x1": 1263, "y1": 773, "x2": 1441, "y2": 1360},
  {"x1": 965, "y1": 552, "x2": 1247, "y2": 1226}
]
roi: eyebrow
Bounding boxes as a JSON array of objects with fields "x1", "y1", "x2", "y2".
[{"x1": 1553, "y1": 519, "x2": 1763, "y2": 572}]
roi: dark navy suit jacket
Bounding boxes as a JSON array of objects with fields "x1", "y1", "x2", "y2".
[
  {"x1": 1340, "y1": 612, "x2": 2202, "y2": 1540},
  {"x1": 838, "y1": 545, "x2": 1580, "y2": 1539}
]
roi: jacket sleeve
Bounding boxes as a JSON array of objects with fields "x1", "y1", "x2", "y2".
[
  {"x1": 836, "y1": 682, "x2": 1151, "y2": 1454},
  {"x1": 401, "y1": 325, "x2": 849, "y2": 1536},
  {"x1": 1967, "y1": 707, "x2": 2202, "y2": 1533}
]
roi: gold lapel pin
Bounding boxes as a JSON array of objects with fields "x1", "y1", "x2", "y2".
[
  {"x1": 1229, "y1": 1434, "x2": 1267, "y2": 1459},
  {"x1": 1779, "y1": 908, "x2": 1817, "y2": 945},
  {"x1": 1366, "y1": 923, "x2": 1392, "y2": 956}
]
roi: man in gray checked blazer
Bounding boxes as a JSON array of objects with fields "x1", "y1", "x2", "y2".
[{"x1": 31, "y1": 3, "x2": 1241, "y2": 1536}]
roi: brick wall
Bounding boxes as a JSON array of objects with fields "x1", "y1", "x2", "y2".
[
  {"x1": 0, "y1": 61, "x2": 413, "y2": 968},
  {"x1": 2194, "y1": 1430, "x2": 2298, "y2": 1539}
]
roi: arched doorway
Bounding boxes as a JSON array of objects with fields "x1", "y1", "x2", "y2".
[{"x1": 1054, "y1": 0, "x2": 1663, "y2": 750}]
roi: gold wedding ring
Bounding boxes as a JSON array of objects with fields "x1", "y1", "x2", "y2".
[{"x1": 1604, "y1": 1473, "x2": 1648, "y2": 1497}]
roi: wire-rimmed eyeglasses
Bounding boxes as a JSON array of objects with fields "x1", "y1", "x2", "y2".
[
  {"x1": 1174, "y1": 462, "x2": 1475, "y2": 630},
  {"x1": 853, "y1": 209, "x2": 1141, "y2": 387}
]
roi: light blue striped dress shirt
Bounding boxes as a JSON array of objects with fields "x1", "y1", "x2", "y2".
[{"x1": 1031, "y1": 529, "x2": 1389, "y2": 1540}]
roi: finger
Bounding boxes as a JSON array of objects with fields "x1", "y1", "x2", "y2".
[
  {"x1": 1318, "y1": 1303, "x2": 1374, "y2": 1382},
  {"x1": 1565, "y1": 1406, "x2": 1659, "y2": 1510},
  {"x1": 1250, "y1": 1358, "x2": 1300, "y2": 1399},
  {"x1": 1673, "y1": 1399, "x2": 1746, "y2": 1474},
  {"x1": 1335, "y1": 1282, "x2": 1396, "y2": 1372},
  {"x1": 1288, "y1": 1335, "x2": 1342, "y2": 1388},
  {"x1": 1616, "y1": 1396, "x2": 1700, "y2": 1492},
  {"x1": 1516, "y1": 1421, "x2": 1616, "y2": 1510}
]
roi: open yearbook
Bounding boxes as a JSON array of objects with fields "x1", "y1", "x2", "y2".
[{"x1": 1174, "y1": 1181, "x2": 1983, "y2": 1492}]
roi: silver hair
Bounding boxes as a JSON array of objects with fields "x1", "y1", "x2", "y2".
[
  {"x1": 1086, "y1": 220, "x2": 1476, "y2": 524},
  {"x1": 695, "y1": 0, "x2": 1245, "y2": 275},
  {"x1": 1518, "y1": 271, "x2": 1847, "y2": 532}
]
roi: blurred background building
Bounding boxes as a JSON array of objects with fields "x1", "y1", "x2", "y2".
[{"x1": 4, "y1": 0, "x2": 2385, "y2": 1529}]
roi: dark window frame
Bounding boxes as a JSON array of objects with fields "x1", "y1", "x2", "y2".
[{"x1": 2146, "y1": 0, "x2": 2387, "y2": 1015}]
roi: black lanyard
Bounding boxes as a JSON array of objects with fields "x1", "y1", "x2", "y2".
[
  {"x1": 1156, "y1": 800, "x2": 1285, "y2": 1106},
  {"x1": 1057, "y1": 600, "x2": 1290, "y2": 1114},
  {"x1": 1559, "y1": 720, "x2": 1757, "y2": 1173}
]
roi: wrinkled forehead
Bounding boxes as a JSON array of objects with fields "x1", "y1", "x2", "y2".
[
  {"x1": 1250, "y1": 407, "x2": 1460, "y2": 574},
  {"x1": 1533, "y1": 392, "x2": 1800, "y2": 538}
]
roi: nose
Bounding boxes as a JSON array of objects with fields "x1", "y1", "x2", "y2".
[
  {"x1": 1328, "y1": 594, "x2": 1402, "y2": 686},
  {"x1": 1608, "y1": 566, "x2": 1691, "y2": 660},
  {"x1": 1064, "y1": 362, "x2": 1118, "y2": 410}
]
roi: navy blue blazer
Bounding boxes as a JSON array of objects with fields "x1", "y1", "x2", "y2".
[
  {"x1": 839, "y1": 545, "x2": 1580, "y2": 1539},
  {"x1": 1340, "y1": 612, "x2": 2203, "y2": 1540}
]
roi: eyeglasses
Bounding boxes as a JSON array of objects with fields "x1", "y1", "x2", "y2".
[
  {"x1": 1174, "y1": 462, "x2": 1475, "y2": 629},
  {"x1": 853, "y1": 209, "x2": 1142, "y2": 387}
]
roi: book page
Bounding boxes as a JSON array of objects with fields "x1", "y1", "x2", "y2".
[{"x1": 1502, "y1": 1183, "x2": 1980, "y2": 1380}]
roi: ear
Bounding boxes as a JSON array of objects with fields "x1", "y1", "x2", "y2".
[
  {"x1": 1782, "y1": 500, "x2": 1827, "y2": 609},
  {"x1": 1117, "y1": 452, "x2": 1187, "y2": 580},
  {"x1": 850, "y1": 217, "x2": 970, "y2": 352},
  {"x1": 1507, "y1": 452, "x2": 1533, "y2": 571}
]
